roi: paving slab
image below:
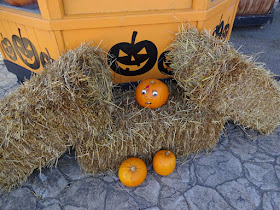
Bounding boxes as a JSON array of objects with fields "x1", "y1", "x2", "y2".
[
  {"x1": 31, "y1": 167, "x2": 69, "y2": 199},
  {"x1": 0, "y1": 188, "x2": 37, "y2": 210},
  {"x1": 216, "y1": 178, "x2": 262, "y2": 210},
  {"x1": 262, "y1": 191, "x2": 280, "y2": 210},
  {"x1": 184, "y1": 185, "x2": 232, "y2": 210},
  {"x1": 244, "y1": 162, "x2": 280, "y2": 191}
]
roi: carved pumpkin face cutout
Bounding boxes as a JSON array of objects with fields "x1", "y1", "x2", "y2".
[
  {"x1": 213, "y1": 15, "x2": 230, "y2": 40},
  {"x1": 136, "y1": 79, "x2": 169, "y2": 109},
  {"x1": 40, "y1": 48, "x2": 54, "y2": 67},
  {"x1": 1, "y1": 33, "x2": 17, "y2": 61},
  {"x1": 158, "y1": 51, "x2": 173, "y2": 76},
  {"x1": 12, "y1": 28, "x2": 40, "y2": 70},
  {"x1": 108, "y1": 31, "x2": 158, "y2": 76}
]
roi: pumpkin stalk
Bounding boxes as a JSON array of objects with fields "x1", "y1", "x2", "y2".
[
  {"x1": 131, "y1": 165, "x2": 136, "y2": 172},
  {"x1": 165, "y1": 151, "x2": 170, "y2": 156},
  {"x1": 131, "y1": 31, "x2": 138, "y2": 45},
  {"x1": 45, "y1": 48, "x2": 50, "y2": 57},
  {"x1": 18, "y1": 28, "x2": 22, "y2": 38}
]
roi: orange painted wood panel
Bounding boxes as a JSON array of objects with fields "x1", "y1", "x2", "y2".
[
  {"x1": 63, "y1": 0, "x2": 193, "y2": 15},
  {"x1": 0, "y1": 19, "x2": 60, "y2": 73}
]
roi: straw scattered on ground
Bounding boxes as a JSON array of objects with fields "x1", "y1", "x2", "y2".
[{"x1": 167, "y1": 25, "x2": 280, "y2": 134}]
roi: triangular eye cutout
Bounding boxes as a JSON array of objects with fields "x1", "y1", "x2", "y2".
[
  {"x1": 138, "y1": 48, "x2": 147, "y2": 55},
  {"x1": 26, "y1": 44, "x2": 32, "y2": 52},
  {"x1": 118, "y1": 49, "x2": 128, "y2": 57}
]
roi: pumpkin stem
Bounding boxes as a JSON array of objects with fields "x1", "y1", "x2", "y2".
[
  {"x1": 18, "y1": 28, "x2": 22, "y2": 38},
  {"x1": 131, "y1": 31, "x2": 138, "y2": 45},
  {"x1": 150, "y1": 80, "x2": 155, "y2": 84},
  {"x1": 165, "y1": 151, "x2": 170, "y2": 156},
  {"x1": 45, "y1": 48, "x2": 50, "y2": 57},
  {"x1": 131, "y1": 166, "x2": 136, "y2": 172}
]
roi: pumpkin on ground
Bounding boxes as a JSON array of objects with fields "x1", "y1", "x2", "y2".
[
  {"x1": 136, "y1": 79, "x2": 169, "y2": 109},
  {"x1": 153, "y1": 150, "x2": 176, "y2": 176},
  {"x1": 5, "y1": 0, "x2": 37, "y2": 6},
  {"x1": 118, "y1": 157, "x2": 147, "y2": 187}
]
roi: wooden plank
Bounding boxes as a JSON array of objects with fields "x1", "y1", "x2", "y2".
[
  {"x1": 193, "y1": 0, "x2": 209, "y2": 10},
  {"x1": 38, "y1": 0, "x2": 64, "y2": 20},
  {"x1": 63, "y1": 0, "x2": 192, "y2": 15},
  {"x1": 0, "y1": 9, "x2": 50, "y2": 30}
]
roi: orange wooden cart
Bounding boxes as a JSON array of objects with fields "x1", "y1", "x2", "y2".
[{"x1": 0, "y1": 0, "x2": 239, "y2": 83}]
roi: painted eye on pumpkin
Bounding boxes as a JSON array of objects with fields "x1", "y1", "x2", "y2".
[
  {"x1": 142, "y1": 90, "x2": 147, "y2": 94},
  {"x1": 152, "y1": 91, "x2": 158, "y2": 97}
]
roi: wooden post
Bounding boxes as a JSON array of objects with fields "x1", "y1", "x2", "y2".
[
  {"x1": 38, "y1": 0, "x2": 64, "y2": 20},
  {"x1": 193, "y1": 0, "x2": 210, "y2": 10}
]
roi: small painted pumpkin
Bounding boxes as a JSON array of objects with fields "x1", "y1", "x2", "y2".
[
  {"x1": 153, "y1": 150, "x2": 176, "y2": 176},
  {"x1": 5, "y1": 0, "x2": 37, "y2": 7},
  {"x1": 136, "y1": 79, "x2": 169, "y2": 109},
  {"x1": 118, "y1": 157, "x2": 147, "y2": 187}
]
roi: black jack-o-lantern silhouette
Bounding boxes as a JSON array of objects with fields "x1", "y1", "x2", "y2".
[
  {"x1": 158, "y1": 51, "x2": 173, "y2": 76},
  {"x1": 0, "y1": 33, "x2": 17, "y2": 61},
  {"x1": 40, "y1": 48, "x2": 54, "y2": 67},
  {"x1": 108, "y1": 31, "x2": 158, "y2": 76},
  {"x1": 12, "y1": 28, "x2": 40, "y2": 70},
  {"x1": 222, "y1": 22, "x2": 230, "y2": 39},
  {"x1": 213, "y1": 15, "x2": 230, "y2": 40}
]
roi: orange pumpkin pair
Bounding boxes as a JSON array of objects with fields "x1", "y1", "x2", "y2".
[{"x1": 118, "y1": 150, "x2": 176, "y2": 187}]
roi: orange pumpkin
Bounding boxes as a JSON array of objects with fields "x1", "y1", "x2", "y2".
[
  {"x1": 153, "y1": 150, "x2": 176, "y2": 176},
  {"x1": 118, "y1": 157, "x2": 147, "y2": 187},
  {"x1": 5, "y1": 0, "x2": 37, "y2": 7},
  {"x1": 136, "y1": 79, "x2": 169, "y2": 109}
]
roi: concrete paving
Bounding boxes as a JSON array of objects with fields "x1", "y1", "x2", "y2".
[
  {"x1": 230, "y1": 2, "x2": 280, "y2": 76},
  {"x1": 0, "y1": 3, "x2": 280, "y2": 210}
]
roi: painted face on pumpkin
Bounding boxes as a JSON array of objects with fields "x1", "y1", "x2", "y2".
[
  {"x1": 1, "y1": 33, "x2": 17, "y2": 61},
  {"x1": 12, "y1": 28, "x2": 40, "y2": 70},
  {"x1": 108, "y1": 31, "x2": 158, "y2": 76},
  {"x1": 158, "y1": 51, "x2": 173, "y2": 76},
  {"x1": 136, "y1": 79, "x2": 169, "y2": 109},
  {"x1": 40, "y1": 48, "x2": 54, "y2": 67},
  {"x1": 141, "y1": 85, "x2": 159, "y2": 104},
  {"x1": 213, "y1": 15, "x2": 230, "y2": 40}
]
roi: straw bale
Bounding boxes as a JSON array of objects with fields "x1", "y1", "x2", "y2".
[
  {"x1": 167, "y1": 25, "x2": 280, "y2": 134},
  {"x1": 0, "y1": 43, "x2": 113, "y2": 189},
  {"x1": 0, "y1": 42, "x2": 226, "y2": 189},
  {"x1": 75, "y1": 82, "x2": 226, "y2": 174}
]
